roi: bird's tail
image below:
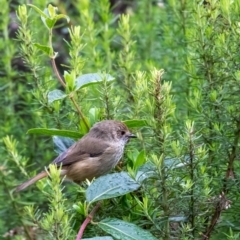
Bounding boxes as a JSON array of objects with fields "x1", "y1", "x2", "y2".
[{"x1": 15, "y1": 171, "x2": 48, "y2": 192}]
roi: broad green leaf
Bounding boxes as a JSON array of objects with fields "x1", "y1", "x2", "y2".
[
  {"x1": 165, "y1": 157, "x2": 188, "y2": 169},
  {"x1": 79, "y1": 117, "x2": 90, "y2": 134},
  {"x1": 83, "y1": 237, "x2": 113, "y2": 240},
  {"x1": 86, "y1": 172, "x2": 140, "y2": 203},
  {"x1": 169, "y1": 216, "x2": 188, "y2": 222},
  {"x1": 53, "y1": 136, "x2": 75, "y2": 154},
  {"x1": 88, "y1": 108, "x2": 101, "y2": 124},
  {"x1": 123, "y1": 119, "x2": 148, "y2": 128},
  {"x1": 32, "y1": 5, "x2": 69, "y2": 29},
  {"x1": 135, "y1": 162, "x2": 156, "y2": 183},
  {"x1": 40, "y1": 8, "x2": 54, "y2": 29},
  {"x1": 27, "y1": 128, "x2": 83, "y2": 138},
  {"x1": 98, "y1": 218, "x2": 157, "y2": 240},
  {"x1": 44, "y1": 17, "x2": 57, "y2": 29},
  {"x1": 136, "y1": 158, "x2": 186, "y2": 183},
  {"x1": 48, "y1": 89, "x2": 67, "y2": 104},
  {"x1": 134, "y1": 150, "x2": 146, "y2": 169},
  {"x1": 127, "y1": 149, "x2": 140, "y2": 167},
  {"x1": 28, "y1": 4, "x2": 48, "y2": 18},
  {"x1": 55, "y1": 14, "x2": 70, "y2": 22},
  {"x1": 34, "y1": 43, "x2": 53, "y2": 56},
  {"x1": 75, "y1": 73, "x2": 115, "y2": 90}
]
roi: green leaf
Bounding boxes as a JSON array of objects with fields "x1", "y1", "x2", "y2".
[
  {"x1": 135, "y1": 162, "x2": 156, "y2": 183},
  {"x1": 88, "y1": 108, "x2": 101, "y2": 124},
  {"x1": 34, "y1": 43, "x2": 53, "y2": 56},
  {"x1": 75, "y1": 73, "x2": 115, "y2": 90},
  {"x1": 135, "y1": 150, "x2": 146, "y2": 169},
  {"x1": 123, "y1": 119, "x2": 148, "y2": 128},
  {"x1": 64, "y1": 71, "x2": 75, "y2": 92},
  {"x1": 86, "y1": 172, "x2": 140, "y2": 203},
  {"x1": 55, "y1": 14, "x2": 70, "y2": 23},
  {"x1": 27, "y1": 128, "x2": 83, "y2": 138},
  {"x1": 169, "y1": 216, "x2": 188, "y2": 222},
  {"x1": 165, "y1": 157, "x2": 188, "y2": 169},
  {"x1": 31, "y1": 5, "x2": 69, "y2": 29},
  {"x1": 44, "y1": 17, "x2": 57, "y2": 29},
  {"x1": 53, "y1": 136, "x2": 75, "y2": 154},
  {"x1": 40, "y1": 8, "x2": 53, "y2": 29},
  {"x1": 83, "y1": 237, "x2": 113, "y2": 240},
  {"x1": 47, "y1": 4, "x2": 57, "y2": 18},
  {"x1": 48, "y1": 89, "x2": 67, "y2": 104},
  {"x1": 98, "y1": 218, "x2": 157, "y2": 240},
  {"x1": 28, "y1": 4, "x2": 48, "y2": 18},
  {"x1": 79, "y1": 117, "x2": 90, "y2": 134}
]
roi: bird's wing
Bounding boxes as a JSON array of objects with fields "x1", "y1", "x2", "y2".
[{"x1": 51, "y1": 136, "x2": 110, "y2": 167}]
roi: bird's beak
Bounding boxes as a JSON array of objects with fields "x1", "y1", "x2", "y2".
[{"x1": 128, "y1": 133, "x2": 137, "y2": 138}]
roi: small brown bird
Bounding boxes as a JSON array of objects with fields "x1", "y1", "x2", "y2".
[{"x1": 15, "y1": 120, "x2": 136, "y2": 192}]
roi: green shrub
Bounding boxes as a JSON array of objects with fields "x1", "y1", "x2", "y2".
[{"x1": 1, "y1": 0, "x2": 240, "y2": 239}]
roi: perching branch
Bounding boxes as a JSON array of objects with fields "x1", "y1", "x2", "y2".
[{"x1": 76, "y1": 201, "x2": 102, "y2": 240}]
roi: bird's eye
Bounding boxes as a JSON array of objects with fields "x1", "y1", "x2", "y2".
[{"x1": 121, "y1": 131, "x2": 125, "y2": 135}]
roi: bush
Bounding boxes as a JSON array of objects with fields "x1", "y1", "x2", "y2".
[{"x1": 1, "y1": 0, "x2": 240, "y2": 239}]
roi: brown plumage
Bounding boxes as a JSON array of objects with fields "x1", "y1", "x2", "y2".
[{"x1": 15, "y1": 120, "x2": 136, "y2": 192}]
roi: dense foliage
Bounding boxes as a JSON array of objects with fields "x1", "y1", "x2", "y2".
[{"x1": 1, "y1": 0, "x2": 240, "y2": 239}]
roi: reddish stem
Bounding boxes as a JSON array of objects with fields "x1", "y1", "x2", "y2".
[
  {"x1": 51, "y1": 58, "x2": 66, "y2": 88},
  {"x1": 76, "y1": 201, "x2": 102, "y2": 240}
]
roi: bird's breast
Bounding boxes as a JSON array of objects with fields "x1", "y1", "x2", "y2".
[{"x1": 65, "y1": 142, "x2": 125, "y2": 183}]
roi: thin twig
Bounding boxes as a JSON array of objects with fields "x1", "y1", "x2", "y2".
[
  {"x1": 51, "y1": 58, "x2": 66, "y2": 88},
  {"x1": 202, "y1": 193, "x2": 230, "y2": 239},
  {"x1": 70, "y1": 95, "x2": 90, "y2": 131},
  {"x1": 76, "y1": 201, "x2": 102, "y2": 240},
  {"x1": 50, "y1": 57, "x2": 89, "y2": 131}
]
